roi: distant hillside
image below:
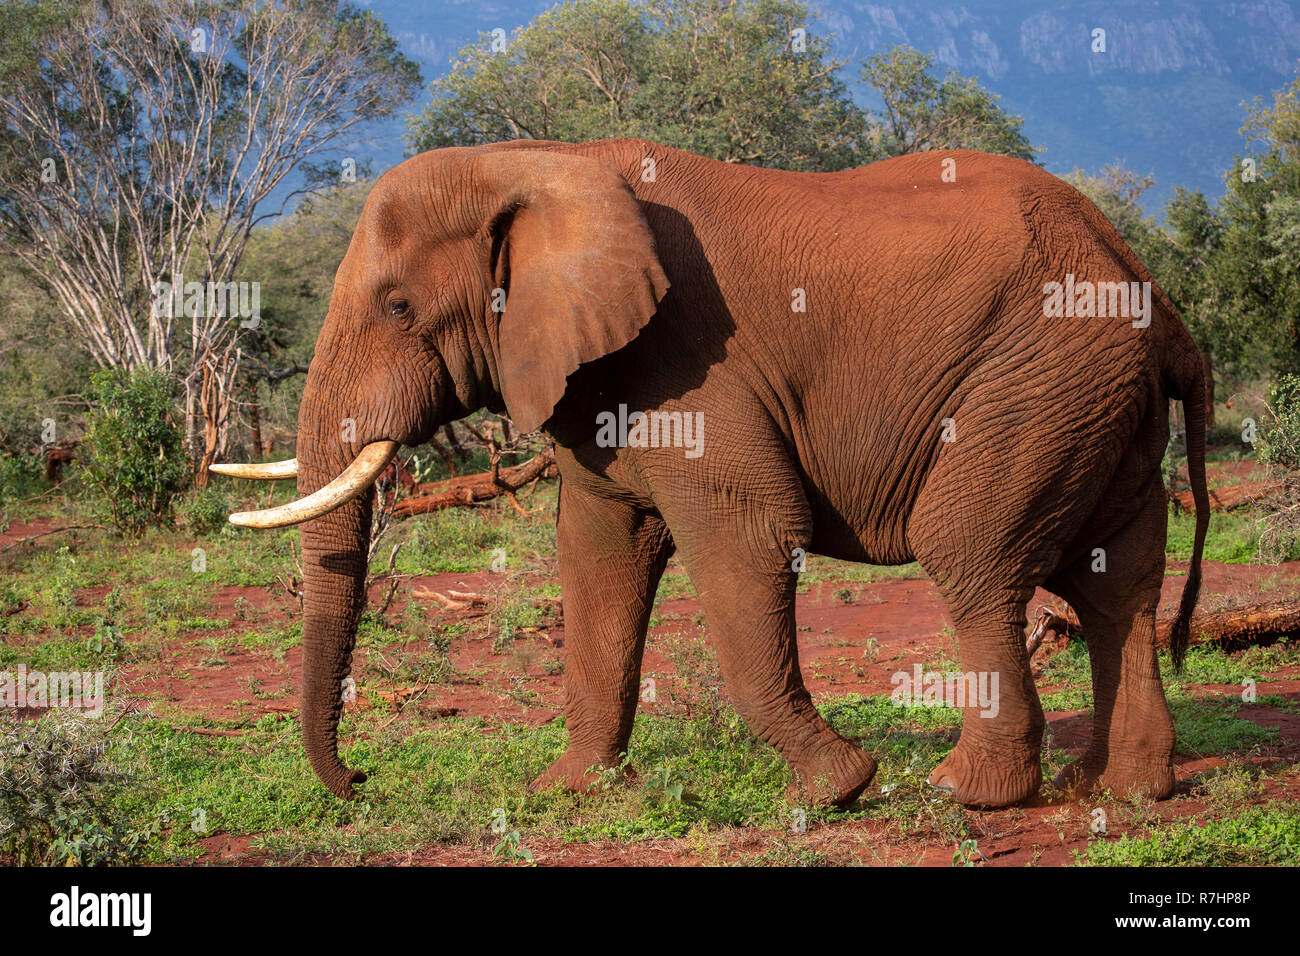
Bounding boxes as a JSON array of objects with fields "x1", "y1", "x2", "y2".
[{"x1": 363, "y1": 0, "x2": 1300, "y2": 213}]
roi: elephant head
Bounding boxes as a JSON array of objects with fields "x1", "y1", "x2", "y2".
[{"x1": 212, "y1": 147, "x2": 669, "y2": 797}]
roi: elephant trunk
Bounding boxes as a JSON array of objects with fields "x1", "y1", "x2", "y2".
[{"x1": 297, "y1": 431, "x2": 374, "y2": 799}]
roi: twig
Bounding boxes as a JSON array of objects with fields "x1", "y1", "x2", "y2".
[
  {"x1": 0, "y1": 523, "x2": 105, "y2": 554},
  {"x1": 373, "y1": 542, "x2": 404, "y2": 618}
]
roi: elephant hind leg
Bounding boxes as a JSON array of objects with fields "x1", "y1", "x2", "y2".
[
  {"x1": 1046, "y1": 474, "x2": 1175, "y2": 800},
  {"x1": 916, "y1": 588, "x2": 1046, "y2": 807}
]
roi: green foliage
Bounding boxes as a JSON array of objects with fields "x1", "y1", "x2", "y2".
[
  {"x1": 1167, "y1": 697, "x2": 1276, "y2": 754},
  {"x1": 0, "y1": 451, "x2": 43, "y2": 502},
  {"x1": 183, "y1": 484, "x2": 233, "y2": 537},
  {"x1": 859, "y1": 46, "x2": 1036, "y2": 161},
  {"x1": 0, "y1": 709, "x2": 156, "y2": 865},
  {"x1": 1165, "y1": 507, "x2": 1261, "y2": 563},
  {"x1": 412, "y1": 0, "x2": 868, "y2": 171},
  {"x1": 1078, "y1": 805, "x2": 1300, "y2": 865},
  {"x1": 1259, "y1": 373, "x2": 1300, "y2": 471},
  {"x1": 82, "y1": 368, "x2": 188, "y2": 536},
  {"x1": 1208, "y1": 68, "x2": 1300, "y2": 377},
  {"x1": 412, "y1": 1, "x2": 1031, "y2": 174}
]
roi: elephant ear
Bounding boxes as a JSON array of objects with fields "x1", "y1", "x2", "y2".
[{"x1": 471, "y1": 149, "x2": 670, "y2": 434}]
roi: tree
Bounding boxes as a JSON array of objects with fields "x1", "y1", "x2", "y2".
[
  {"x1": 859, "y1": 46, "x2": 1036, "y2": 161},
  {"x1": 1214, "y1": 64, "x2": 1300, "y2": 377},
  {"x1": 1061, "y1": 165, "x2": 1169, "y2": 268},
  {"x1": 410, "y1": 0, "x2": 868, "y2": 171},
  {"x1": 234, "y1": 178, "x2": 375, "y2": 457},
  {"x1": 0, "y1": 0, "x2": 420, "y2": 479}
]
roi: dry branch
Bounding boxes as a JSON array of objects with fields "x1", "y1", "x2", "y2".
[
  {"x1": 393, "y1": 448, "x2": 558, "y2": 518},
  {"x1": 1025, "y1": 607, "x2": 1072, "y2": 658},
  {"x1": 0, "y1": 523, "x2": 106, "y2": 555}
]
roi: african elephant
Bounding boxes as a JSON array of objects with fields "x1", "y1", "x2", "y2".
[{"x1": 214, "y1": 139, "x2": 1209, "y2": 809}]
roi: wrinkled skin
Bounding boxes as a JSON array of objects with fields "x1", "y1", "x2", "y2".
[{"x1": 291, "y1": 139, "x2": 1208, "y2": 808}]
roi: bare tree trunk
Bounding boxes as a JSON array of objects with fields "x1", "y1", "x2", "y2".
[{"x1": 249, "y1": 393, "x2": 263, "y2": 458}]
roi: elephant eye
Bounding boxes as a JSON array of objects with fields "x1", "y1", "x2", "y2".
[{"x1": 388, "y1": 297, "x2": 409, "y2": 317}]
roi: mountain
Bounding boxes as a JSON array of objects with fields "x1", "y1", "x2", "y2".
[{"x1": 356, "y1": 0, "x2": 1300, "y2": 214}]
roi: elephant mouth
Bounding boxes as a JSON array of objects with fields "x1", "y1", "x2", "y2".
[{"x1": 213, "y1": 440, "x2": 399, "y2": 528}]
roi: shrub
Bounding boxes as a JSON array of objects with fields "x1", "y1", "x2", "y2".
[
  {"x1": 82, "y1": 369, "x2": 188, "y2": 536},
  {"x1": 1259, "y1": 373, "x2": 1300, "y2": 472},
  {"x1": 0, "y1": 451, "x2": 44, "y2": 503},
  {"x1": 0, "y1": 709, "x2": 155, "y2": 865},
  {"x1": 184, "y1": 484, "x2": 232, "y2": 536},
  {"x1": 1256, "y1": 374, "x2": 1300, "y2": 561}
]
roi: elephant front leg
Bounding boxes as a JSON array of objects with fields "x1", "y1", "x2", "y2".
[{"x1": 530, "y1": 484, "x2": 674, "y2": 795}]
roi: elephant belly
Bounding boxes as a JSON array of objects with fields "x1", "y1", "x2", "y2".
[{"x1": 805, "y1": 486, "x2": 918, "y2": 567}]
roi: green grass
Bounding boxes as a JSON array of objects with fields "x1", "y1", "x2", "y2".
[
  {"x1": 1166, "y1": 508, "x2": 1262, "y2": 563},
  {"x1": 27, "y1": 687, "x2": 967, "y2": 862},
  {"x1": 1167, "y1": 696, "x2": 1277, "y2": 754},
  {"x1": 1077, "y1": 805, "x2": 1300, "y2": 865}
]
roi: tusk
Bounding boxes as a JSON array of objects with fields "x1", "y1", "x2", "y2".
[
  {"x1": 228, "y1": 441, "x2": 399, "y2": 529},
  {"x1": 210, "y1": 458, "x2": 298, "y2": 480}
]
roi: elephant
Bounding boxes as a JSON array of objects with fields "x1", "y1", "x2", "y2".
[{"x1": 213, "y1": 138, "x2": 1209, "y2": 809}]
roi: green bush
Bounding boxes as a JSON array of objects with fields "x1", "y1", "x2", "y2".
[
  {"x1": 1260, "y1": 373, "x2": 1300, "y2": 472},
  {"x1": 183, "y1": 484, "x2": 232, "y2": 536},
  {"x1": 0, "y1": 709, "x2": 156, "y2": 865},
  {"x1": 82, "y1": 369, "x2": 188, "y2": 536},
  {"x1": 0, "y1": 452, "x2": 44, "y2": 503}
]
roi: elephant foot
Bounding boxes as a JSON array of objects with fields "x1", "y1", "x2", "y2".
[
  {"x1": 530, "y1": 749, "x2": 630, "y2": 796},
  {"x1": 927, "y1": 737, "x2": 1041, "y2": 807},
  {"x1": 787, "y1": 742, "x2": 878, "y2": 809},
  {"x1": 1054, "y1": 750, "x2": 1174, "y2": 801}
]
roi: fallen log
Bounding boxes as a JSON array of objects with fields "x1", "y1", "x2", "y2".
[
  {"x1": 1156, "y1": 599, "x2": 1300, "y2": 652},
  {"x1": 1169, "y1": 478, "x2": 1281, "y2": 513},
  {"x1": 393, "y1": 448, "x2": 557, "y2": 518},
  {"x1": 1026, "y1": 599, "x2": 1300, "y2": 660}
]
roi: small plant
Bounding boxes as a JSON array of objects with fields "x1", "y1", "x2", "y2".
[
  {"x1": 231, "y1": 596, "x2": 258, "y2": 623},
  {"x1": 952, "y1": 838, "x2": 984, "y2": 866},
  {"x1": 491, "y1": 597, "x2": 544, "y2": 653},
  {"x1": 82, "y1": 369, "x2": 188, "y2": 537},
  {"x1": 0, "y1": 708, "x2": 156, "y2": 865},
  {"x1": 44, "y1": 546, "x2": 81, "y2": 630},
  {"x1": 86, "y1": 585, "x2": 126, "y2": 659},
  {"x1": 492, "y1": 829, "x2": 534, "y2": 864},
  {"x1": 643, "y1": 764, "x2": 688, "y2": 804}
]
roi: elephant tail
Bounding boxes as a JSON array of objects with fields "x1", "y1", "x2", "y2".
[{"x1": 1165, "y1": 336, "x2": 1210, "y2": 673}]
